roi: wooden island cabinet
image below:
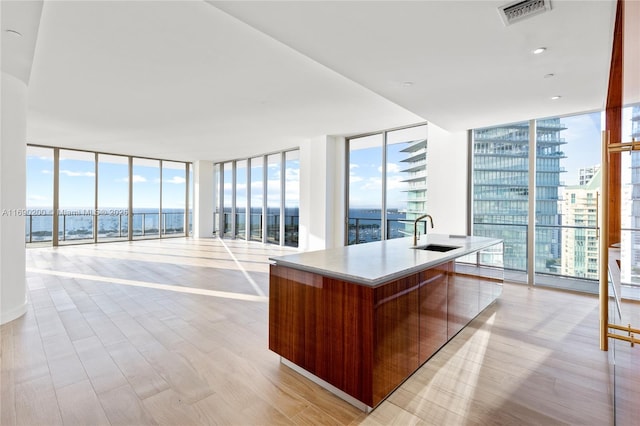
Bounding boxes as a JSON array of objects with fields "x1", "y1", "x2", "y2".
[{"x1": 269, "y1": 236, "x2": 502, "y2": 410}]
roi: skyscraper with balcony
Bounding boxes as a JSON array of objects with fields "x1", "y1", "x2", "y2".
[
  {"x1": 473, "y1": 119, "x2": 566, "y2": 272},
  {"x1": 561, "y1": 169, "x2": 601, "y2": 279},
  {"x1": 579, "y1": 165, "x2": 601, "y2": 186},
  {"x1": 628, "y1": 105, "x2": 640, "y2": 283},
  {"x1": 400, "y1": 137, "x2": 428, "y2": 236}
]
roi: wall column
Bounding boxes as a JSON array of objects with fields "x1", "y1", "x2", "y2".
[
  {"x1": 193, "y1": 160, "x2": 214, "y2": 238},
  {"x1": 426, "y1": 124, "x2": 469, "y2": 235},
  {"x1": 1, "y1": 72, "x2": 28, "y2": 324},
  {"x1": 299, "y1": 135, "x2": 345, "y2": 251}
]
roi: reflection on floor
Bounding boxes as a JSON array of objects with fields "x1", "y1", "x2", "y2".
[{"x1": 0, "y1": 238, "x2": 629, "y2": 425}]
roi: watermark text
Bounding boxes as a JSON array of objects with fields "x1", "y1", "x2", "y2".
[{"x1": 2, "y1": 209, "x2": 129, "y2": 217}]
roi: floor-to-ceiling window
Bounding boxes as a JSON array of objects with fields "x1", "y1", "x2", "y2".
[
  {"x1": 284, "y1": 150, "x2": 300, "y2": 246},
  {"x1": 235, "y1": 160, "x2": 248, "y2": 240},
  {"x1": 473, "y1": 121, "x2": 530, "y2": 271},
  {"x1": 621, "y1": 103, "x2": 640, "y2": 289},
  {"x1": 473, "y1": 112, "x2": 602, "y2": 292},
  {"x1": 348, "y1": 134, "x2": 383, "y2": 244},
  {"x1": 214, "y1": 163, "x2": 221, "y2": 236},
  {"x1": 223, "y1": 161, "x2": 234, "y2": 238},
  {"x1": 26, "y1": 145, "x2": 191, "y2": 246},
  {"x1": 266, "y1": 153, "x2": 281, "y2": 244},
  {"x1": 534, "y1": 118, "x2": 567, "y2": 276},
  {"x1": 162, "y1": 161, "x2": 187, "y2": 236},
  {"x1": 542, "y1": 113, "x2": 601, "y2": 288},
  {"x1": 386, "y1": 125, "x2": 428, "y2": 239},
  {"x1": 188, "y1": 164, "x2": 193, "y2": 235},
  {"x1": 214, "y1": 149, "x2": 298, "y2": 247},
  {"x1": 97, "y1": 154, "x2": 129, "y2": 241},
  {"x1": 132, "y1": 158, "x2": 161, "y2": 239},
  {"x1": 58, "y1": 149, "x2": 96, "y2": 244},
  {"x1": 347, "y1": 123, "x2": 427, "y2": 245},
  {"x1": 250, "y1": 157, "x2": 263, "y2": 242},
  {"x1": 25, "y1": 146, "x2": 54, "y2": 243}
]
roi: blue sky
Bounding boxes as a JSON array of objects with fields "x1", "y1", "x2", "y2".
[
  {"x1": 222, "y1": 157, "x2": 300, "y2": 209},
  {"x1": 347, "y1": 110, "x2": 635, "y2": 210},
  {"x1": 560, "y1": 111, "x2": 602, "y2": 185},
  {"x1": 27, "y1": 151, "x2": 188, "y2": 210},
  {"x1": 349, "y1": 127, "x2": 427, "y2": 209}
]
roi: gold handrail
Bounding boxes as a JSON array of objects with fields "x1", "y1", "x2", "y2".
[
  {"x1": 600, "y1": 131, "x2": 609, "y2": 351},
  {"x1": 609, "y1": 323, "x2": 640, "y2": 334},
  {"x1": 607, "y1": 333, "x2": 640, "y2": 347},
  {"x1": 608, "y1": 324, "x2": 640, "y2": 348},
  {"x1": 603, "y1": 135, "x2": 640, "y2": 350},
  {"x1": 607, "y1": 138, "x2": 639, "y2": 153}
]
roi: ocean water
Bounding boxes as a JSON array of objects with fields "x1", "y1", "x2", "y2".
[
  {"x1": 25, "y1": 208, "x2": 189, "y2": 242},
  {"x1": 348, "y1": 209, "x2": 408, "y2": 244},
  {"x1": 25, "y1": 207, "x2": 405, "y2": 244}
]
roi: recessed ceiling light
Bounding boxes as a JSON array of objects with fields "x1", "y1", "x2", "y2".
[
  {"x1": 533, "y1": 47, "x2": 546, "y2": 55},
  {"x1": 544, "y1": 73, "x2": 555, "y2": 78},
  {"x1": 5, "y1": 29, "x2": 22, "y2": 37},
  {"x1": 402, "y1": 81, "x2": 414, "y2": 87},
  {"x1": 551, "y1": 95, "x2": 562, "y2": 100}
]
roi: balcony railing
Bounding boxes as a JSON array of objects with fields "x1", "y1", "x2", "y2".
[
  {"x1": 472, "y1": 222, "x2": 640, "y2": 296},
  {"x1": 347, "y1": 216, "x2": 427, "y2": 245},
  {"x1": 25, "y1": 211, "x2": 189, "y2": 244},
  {"x1": 216, "y1": 212, "x2": 298, "y2": 247}
]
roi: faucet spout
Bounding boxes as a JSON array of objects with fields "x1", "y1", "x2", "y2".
[{"x1": 413, "y1": 214, "x2": 434, "y2": 246}]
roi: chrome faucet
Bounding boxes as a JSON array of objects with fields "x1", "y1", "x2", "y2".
[{"x1": 413, "y1": 214, "x2": 434, "y2": 246}]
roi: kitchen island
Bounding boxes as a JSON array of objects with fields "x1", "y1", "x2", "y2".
[{"x1": 269, "y1": 234, "x2": 503, "y2": 411}]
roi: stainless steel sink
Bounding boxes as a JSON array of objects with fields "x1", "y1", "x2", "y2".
[{"x1": 413, "y1": 244, "x2": 460, "y2": 252}]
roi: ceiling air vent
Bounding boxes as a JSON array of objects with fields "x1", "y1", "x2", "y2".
[{"x1": 498, "y1": 0, "x2": 551, "y2": 26}]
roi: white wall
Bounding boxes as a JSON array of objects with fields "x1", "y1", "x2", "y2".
[
  {"x1": 1, "y1": 72, "x2": 28, "y2": 324},
  {"x1": 426, "y1": 124, "x2": 469, "y2": 235},
  {"x1": 193, "y1": 160, "x2": 214, "y2": 238},
  {"x1": 298, "y1": 135, "x2": 345, "y2": 251}
]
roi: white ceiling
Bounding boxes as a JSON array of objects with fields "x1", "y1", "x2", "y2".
[{"x1": 2, "y1": 0, "x2": 626, "y2": 162}]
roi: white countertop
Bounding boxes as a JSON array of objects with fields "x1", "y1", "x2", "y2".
[{"x1": 269, "y1": 234, "x2": 502, "y2": 287}]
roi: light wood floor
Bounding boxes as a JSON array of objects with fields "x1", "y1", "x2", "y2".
[{"x1": 0, "y1": 238, "x2": 633, "y2": 425}]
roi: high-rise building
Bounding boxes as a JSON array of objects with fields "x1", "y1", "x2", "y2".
[
  {"x1": 628, "y1": 106, "x2": 640, "y2": 283},
  {"x1": 579, "y1": 165, "x2": 601, "y2": 186},
  {"x1": 400, "y1": 137, "x2": 428, "y2": 236},
  {"x1": 473, "y1": 119, "x2": 566, "y2": 271},
  {"x1": 561, "y1": 169, "x2": 601, "y2": 279}
]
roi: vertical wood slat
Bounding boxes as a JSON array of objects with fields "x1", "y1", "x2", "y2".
[
  {"x1": 601, "y1": 0, "x2": 625, "y2": 351},
  {"x1": 605, "y1": 0, "x2": 625, "y2": 247}
]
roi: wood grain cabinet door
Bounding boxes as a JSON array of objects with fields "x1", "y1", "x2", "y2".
[
  {"x1": 418, "y1": 262, "x2": 450, "y2": 364},
  {"x1": 447, "y1": 264, "x2": 480, "y2": 339},
  {"x1": 372, "y1": 274, "x2": 420, "y2": 405}
]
